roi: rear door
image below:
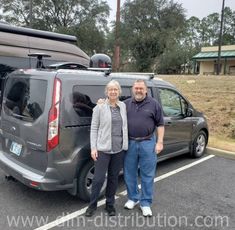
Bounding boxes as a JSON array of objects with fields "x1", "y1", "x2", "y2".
[{"x1": 0, "y1": 72, "x2": 54, "y2": 173}]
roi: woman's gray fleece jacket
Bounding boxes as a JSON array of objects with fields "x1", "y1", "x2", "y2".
[{"x1": 90, "y1": 100, "x2": 128, "y2": 152}]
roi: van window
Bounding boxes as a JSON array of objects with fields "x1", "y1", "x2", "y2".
[
  {"x1": 159, "y1": 88, "x2": 187, "y2": 117},
  {"x1": 72, "y1": 85, "x2": 132, "y2": 118},
  {"x1": 72, "y1": 86, "x2": 105, "y2": 117},
  {"x1": 119, "y1": 87, "x2": 152, "y2": 101},
  {"x1": 3, "y1": 78, "x2": 47, "y2": 121},
  {"x1": 0, "y1": 64, "x2": 17, "y2": 101},
  {"x1": 119, "y1": 87, "x2": 132, "y2": 101}
]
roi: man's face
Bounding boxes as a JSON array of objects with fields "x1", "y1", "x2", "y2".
[{"x1": 132, "y1": 81, "x2": 147, "y2": 101}]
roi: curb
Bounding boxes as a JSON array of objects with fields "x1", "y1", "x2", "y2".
[{"x1": 206, "y1": 147, "x2": 235, "y2": 160}]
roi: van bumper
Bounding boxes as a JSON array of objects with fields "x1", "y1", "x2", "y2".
[{"x1": 0, "y1": 150, "x2": 75, "y2": 191}]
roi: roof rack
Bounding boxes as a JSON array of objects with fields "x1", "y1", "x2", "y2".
[
  {"x1": 87, "y1": 67, "x2": 112, "y2": 75},
  {"x1": 28, "y1": 53, "x2": 51, "y2": 69},
  {"x1": 110, "y1": 72, "x2": 155, "y2": 80},
  {"x1": 47, "y1": 62, "x2": 87, "y2": 70}
]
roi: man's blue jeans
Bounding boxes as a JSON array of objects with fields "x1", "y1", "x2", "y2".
[{"x1": 124, "y1": 135, "x2": 157, "y2": 207}]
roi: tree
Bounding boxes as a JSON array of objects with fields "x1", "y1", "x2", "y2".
[
  {"x1": 76, "y1": 21, "x2": 106, "y2": 55},
  {"x1": 202, "y1": 13, "x2": 220, "y2": 45},
  {"x1": 1, "y1": 0, "x2": 109, "y2": 29},
  {"x1": 221, "y1": 6, "x2": 235, "y2": 45},
  {"x1": 183, "y1": 7, "x2": 235, "y2": 48},
  {"x1": 119, "y1": 0, "x2": 186, "y2": 72},
  {"x1": 184, "y1": 17, "x2": 201, "y2": 47}
]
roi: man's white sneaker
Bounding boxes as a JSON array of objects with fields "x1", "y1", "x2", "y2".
[
  {"x1": 140, "y1": 206, "x2": 152, "y2": 217},
  {"x1": 124, "y1": 200, "x2": 139, "y2": 210}
]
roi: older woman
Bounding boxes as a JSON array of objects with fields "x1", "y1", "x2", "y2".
[{"x1": 85, "y1": 80, "x2": 128, "y2": 217}]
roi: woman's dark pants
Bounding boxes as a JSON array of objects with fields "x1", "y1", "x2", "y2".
[{"x1": 89, "y1": 151, "x2": 124, "y2": 208}]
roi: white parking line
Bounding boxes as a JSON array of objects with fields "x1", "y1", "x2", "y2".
[
  {"x1": 35, "y1": 154, "x2": 215, "y2": 230},
  {"x1": 154, "y1": 154, "x2": 215, "y2": 182}
]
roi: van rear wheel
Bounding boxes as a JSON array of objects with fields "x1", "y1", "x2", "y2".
[
  {"x1": 191, "y1": 131, "x2": 207, "y2": 158},
  {"x1": 77, "y1": 160, "x2": 107, "y2": 201}
]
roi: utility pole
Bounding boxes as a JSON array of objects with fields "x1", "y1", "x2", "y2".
[
  {"x1": 113, "y1": 0, "x2": 121, "y2": 72},
  {"x1": 216, "y1": 0, "x2": 225, "y2": 75},
  {"x1": 29, "y1": 0, "x2": 33, "y2": 28}
]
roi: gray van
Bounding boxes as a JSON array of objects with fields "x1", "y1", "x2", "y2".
[{"x1": 0, "y1": 69, "x2": 209, "y2": 201}]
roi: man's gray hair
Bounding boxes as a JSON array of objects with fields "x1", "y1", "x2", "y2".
[{"x1": 133, "y1": 79, "x2": 147, "y2": 87}]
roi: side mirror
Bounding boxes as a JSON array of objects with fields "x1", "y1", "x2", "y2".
[{"x1": 186, "y1": 108, "x2": 193, "y2": 117}]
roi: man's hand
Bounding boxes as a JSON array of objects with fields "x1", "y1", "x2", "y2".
[
  {"x1": 97, "y1": 98, "x2": 105, "y2": 104},
  {"x1": 91, "y1": 149, "x2": 98, "y2": 161},
  {"x1": 155, "y1": 142, "x2": 163, "y2": 154},
  {"x1": 155, "y1": 126, "x2": 164, "y2": 154}
]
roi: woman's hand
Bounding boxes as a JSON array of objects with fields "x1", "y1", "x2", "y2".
[{"x1": 91, "y1": 149, "x2": 98, "y2": 161}]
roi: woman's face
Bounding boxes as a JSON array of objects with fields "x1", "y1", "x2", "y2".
[{"x1": 107, "y1": 85, "x2": 120, "y2": 101}]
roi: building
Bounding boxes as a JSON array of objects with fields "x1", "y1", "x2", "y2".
[{"x1": 192, "y1": 45, "x2": 235, "y2": 75}]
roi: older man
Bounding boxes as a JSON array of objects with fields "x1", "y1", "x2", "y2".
[{"x1": 124, "y1": 79, "x2": 165, "y2": 217}]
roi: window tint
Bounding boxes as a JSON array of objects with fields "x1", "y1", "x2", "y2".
[
  {"x1": 147, "y1": 88, "x2": 152, "y2": 96},
  {"x1": 159, "y1": 88, "x2": 187, "y2": 117},
  {"x1": 119, "y1": 87, "x2": 131, "y2": 101},
  {"x1": 72, "y1": 85, "x2": 132, "y2": 117},
  {"x1": 0, "y1": 64, "x2": 16, "y2": 103},
  {"x1": 73, "y1": 86, "x2": 105, "y2": 117},
  {"x1": 3, "y1": 78, "x2": 47, "y2": 121}
]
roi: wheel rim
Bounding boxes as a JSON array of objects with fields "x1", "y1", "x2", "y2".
[
  {"x1": 195, "y1": 134, "x2": 206, "y2": 155},
  {"x1": 85, "y1": 166, "x2": 107, "y2": 195}
]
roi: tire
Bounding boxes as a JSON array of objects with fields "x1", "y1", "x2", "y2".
[
  {"x1": 191, "y1": 130, "x2": 207, "y2": 158},
  {"x1": 77, "y1": 160, "x2": 107, "y2": 201}
]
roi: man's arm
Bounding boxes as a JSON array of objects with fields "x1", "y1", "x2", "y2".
[{"x1": 155, "y1": 126, "x2": 165, "y2": 154}]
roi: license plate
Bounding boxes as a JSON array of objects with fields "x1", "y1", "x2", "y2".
[{"x1": 10, "y1": 142, "x2": 22, "y2": 156}]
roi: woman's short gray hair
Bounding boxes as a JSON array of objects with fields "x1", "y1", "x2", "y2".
[{"x1": 105, "y1": 80, "x2": 122, "y2": 96}]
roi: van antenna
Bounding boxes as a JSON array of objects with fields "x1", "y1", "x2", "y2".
[{"x1": 28, "y1": 53, "x2": 51, "y2": 69}]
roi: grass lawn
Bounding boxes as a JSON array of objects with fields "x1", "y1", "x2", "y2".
[{"x1": 158, "y1": 75, "x2": 235, "y2": 152}]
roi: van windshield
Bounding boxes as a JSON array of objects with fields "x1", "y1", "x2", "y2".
[{"x1": 3, "y1": 77, "x2": 47, "y2": 121}]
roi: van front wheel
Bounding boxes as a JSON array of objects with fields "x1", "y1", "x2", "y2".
[
  {"x1": 191, "y1": 131, "x2": 207, "y2": 158},
  {"x1": 77, "y1": 160, "x2": 107, "y2": 201}
]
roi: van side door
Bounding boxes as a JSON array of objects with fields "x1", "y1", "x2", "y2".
[{"x1": 157, "y1": 87, "x2": 193, "y2": 156}]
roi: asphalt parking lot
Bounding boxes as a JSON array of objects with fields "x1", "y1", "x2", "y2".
[{"x1": 0, "y1": 151, "x2": 234, "y2": 230}]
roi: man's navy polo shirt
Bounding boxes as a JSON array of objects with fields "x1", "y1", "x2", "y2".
[{"x1": 124, "y1": 96, "x2": 164, "y2": 138}]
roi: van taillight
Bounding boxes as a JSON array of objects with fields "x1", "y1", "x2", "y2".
[{"x1": 47, "y1": 78, "x2": 61, "y2": 152}]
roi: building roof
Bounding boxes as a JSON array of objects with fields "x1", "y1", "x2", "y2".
[{"x1": 192, "y1": 50, "x2": 235, "y2": 59}]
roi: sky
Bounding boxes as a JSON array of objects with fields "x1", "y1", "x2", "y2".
[{"x1": 107, "y1": 0, "x2": 235, "y2": 21}]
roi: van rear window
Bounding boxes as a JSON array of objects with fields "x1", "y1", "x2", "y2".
[
  {"x1": 3, "y1": 77, "x2": 47, "y2": 121},
  {"x1": 72, "y1": 86, "x2": 132, "y2": 118},
  {"x1": 72, "y1": 86, "x2": 105, "y2": 117}
]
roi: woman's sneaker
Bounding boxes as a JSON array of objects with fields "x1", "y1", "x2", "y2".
[{"x1": 124, "y1": 200, "x2": 139, "y2": 210}]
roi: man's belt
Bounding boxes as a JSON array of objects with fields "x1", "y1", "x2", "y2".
[{"x1": 129, "y1": 133, "x2": 153, "y2": 141}]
